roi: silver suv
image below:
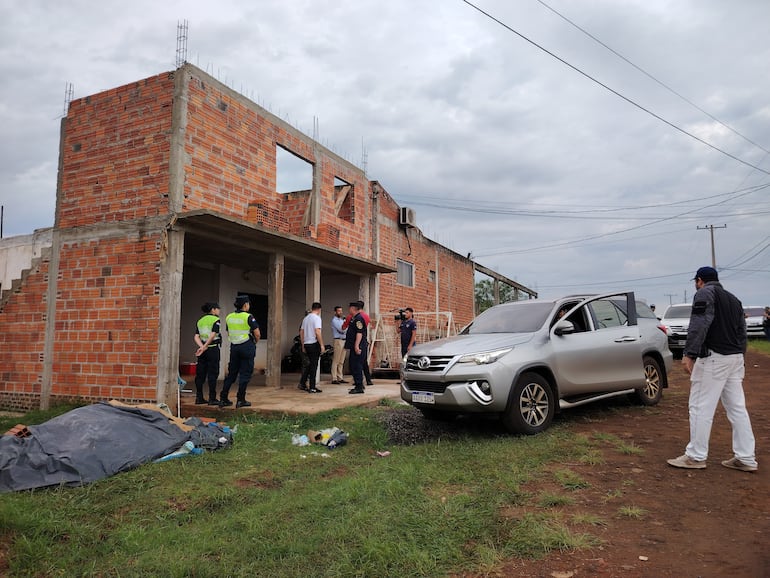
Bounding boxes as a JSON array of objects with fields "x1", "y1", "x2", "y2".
[
  {"x1": 660, "y1": 304, "x2": 692, "y2": 358},
  {"x1": 401, "y1": 292, "x2": 672, "y2": 435}
]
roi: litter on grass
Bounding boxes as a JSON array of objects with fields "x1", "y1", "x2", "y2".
[{"x1": 307, "y1": 427, "x2": 348, "y2": 449}]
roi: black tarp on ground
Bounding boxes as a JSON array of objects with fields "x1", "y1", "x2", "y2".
[{"x1": 0, "y1": 402, "x2": 191, "y2": 492}]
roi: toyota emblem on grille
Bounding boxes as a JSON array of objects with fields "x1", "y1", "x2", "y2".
[{"x1": 417, "y1": 356, "x2": 431, "y2": 370}]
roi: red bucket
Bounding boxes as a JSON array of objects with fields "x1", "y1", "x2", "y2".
[{"x1": 179, "y1": 362, "x2": 197, "y2": 378}]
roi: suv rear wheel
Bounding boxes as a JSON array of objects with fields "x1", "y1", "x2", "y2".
[
  {"x1": 501, "y1": 372, "x2": 555, "y2": 435},
  {"x1": 635, "y1": 355, "x2": 663, "y2": 405}
]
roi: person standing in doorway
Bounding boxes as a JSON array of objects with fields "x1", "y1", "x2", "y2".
[
  {"x1": 219, "y1": 295, "x2": 260, "y2": 408},
  {"x1": 667, "y1": 267, "x2": 758, "y2": 472},
  {"x1": 194, "y1": 302, "x2": 222, "y2": 405},
  {"x1": 399, "y1": 307, "x2": 417, "y2": 357},
  {"x1": 330, "y1": 306, "x2": 348, "y2": 384},
  {"x1": 299, "y1": 302, "x2": 325, "y2": 393},
  {"x1": 345, "y1": 301, "x2": 368, "y2": 394}
]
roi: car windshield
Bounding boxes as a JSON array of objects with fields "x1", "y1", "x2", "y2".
[
  {"x1": 465, "y1": 302, "x2": 554, "y2": 334},
  {"x1": 744, "y1": 307, "x2": 764, "y2": 317},
  {"x1": 664, "y1": 305, "x2": 691, "y2": 319}
]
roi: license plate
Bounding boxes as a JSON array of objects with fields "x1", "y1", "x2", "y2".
[
  {"x1": 412, "y1": 391, "x2": 435, "y2": 404},
  {"x1": 677, "y1": 339, "x2": 686, "y2": 346}
]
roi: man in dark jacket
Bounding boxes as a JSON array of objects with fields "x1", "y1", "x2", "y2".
[{"x1": 667, "y1": 267, "x2": 757, "y2": 472}]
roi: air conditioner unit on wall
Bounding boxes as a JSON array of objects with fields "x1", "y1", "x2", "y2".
[{"x1": 399, "y1": 206, "x2": 417, "y2": 228}]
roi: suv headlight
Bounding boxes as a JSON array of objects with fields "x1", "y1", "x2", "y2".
[{"x1": 457, "y1": 347, "x2": 513, "y2": 365}]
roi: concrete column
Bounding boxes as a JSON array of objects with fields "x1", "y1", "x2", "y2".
[
  {"x1": 306, "y1": 262, "x2": 320, "y2": 303},
  {"x1": 168, "y1": 67, "x2": 190, "y2": 214},
  {"x1": 266, "y1": 253, "x2": 285, "y2": 388},
  {"x1": 306, "y1": 262, "x2": 322, "y2": 384},
  {"x1": 39, "y1": 230, "x2": 62, "y2": 410},
  {"x1": 157, "y1": 228, "x2": 185, "y2": 413},
  {"x1": 493, "y1": 279, "x2": 500, "y2": 305},
  {"x1": 358, "y1": 276, "x2": 370, "y2": 309}
]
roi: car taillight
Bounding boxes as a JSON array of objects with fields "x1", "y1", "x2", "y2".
[{"x1": 657, "y1": 324, "x2": 668, "y2": 335}]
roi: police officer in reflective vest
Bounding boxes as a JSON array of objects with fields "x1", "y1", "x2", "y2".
[
  {"x1": 194, "y1": 302, "x2": 222, "y2": 405},
  {"x1": 345, "y1": 301, "x2": 368, "y2": 394},
  {"x1": 219, "y1": 295, "x2": 261, "y2": 408}
]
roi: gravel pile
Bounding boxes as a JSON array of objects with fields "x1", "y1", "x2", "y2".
[{"x1": 377, "y1": 407, "x2": 469, "y2": 445}]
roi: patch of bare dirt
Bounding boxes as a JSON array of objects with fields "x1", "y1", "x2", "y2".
[{"x1": 495, "y1": 349, "x2": 770, "y2": 578}]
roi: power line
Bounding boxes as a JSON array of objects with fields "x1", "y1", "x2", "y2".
[
  {"x1": 398, "y1": 181, "x2": 769, "y2": 216},
  {"x1": 533, "y1": 0, "x2": 770, "y2": 156},
  {"x1": 460, "y1": 0, "x2": 770, "y2": 176},
  {"x1": 472, "y1": 184, "x2": 769, "y2": 257}
]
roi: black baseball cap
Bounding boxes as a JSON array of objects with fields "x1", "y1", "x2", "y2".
[{"x1": 692, "y1": 266, "x2": 718, "y2": 282}]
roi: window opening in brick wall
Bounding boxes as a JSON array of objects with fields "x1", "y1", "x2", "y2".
[
  {"x1": 276, "y1": 144, "x2": 313, "y2": 194},
  {"x1": 333, "y1": 176, "x2": 354, "y2": 223},
  {"x1": 429, "y1": 270, "x2": 436, "y2": 283},
  {"x1": 397, "y1": 259, "x2": 414, "y2": 287}
]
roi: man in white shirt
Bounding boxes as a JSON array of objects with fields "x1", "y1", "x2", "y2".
[
  {"x1": 299, "y1": 302, "x2": 325, "y2": 393},
  {"x1": 330, "y1": 306, "x2": 348, "y2": 384}
]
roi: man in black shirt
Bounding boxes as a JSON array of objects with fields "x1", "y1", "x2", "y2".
[{"x1": 667, "y1": 267, "x2": 757, "y2": 472}]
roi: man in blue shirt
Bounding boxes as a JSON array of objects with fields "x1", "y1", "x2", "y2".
[
  {"x1": 399, "y1": 307, "x2": 417, "y2": 357},
  {"x1": 330, "y1": 306, "x2": 348, "y2": 384}
]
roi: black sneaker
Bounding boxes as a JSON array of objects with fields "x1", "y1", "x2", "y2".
[
  {"x1": 339, "y1": 379, "x2": 349, "y2": 384},
  {"x1": 366, "y1": 382, "x2": 374, "y2": 386},
  {"x1": 348, "y1": 387, "x2": 365, "y2": 394},
  {"x1": 195, "y1": 398, "x2": 207, "y2": 405},
  {"x1": 219, "y1": 398, "x2": 233, "y2": 407},
  {"x1": 236, "y1": 400, "x2": 252, "y2": 408},
  {"x1": 308, "y1": 387, "x2": 323, "y2": 393},
  {"x1": 297, "y1": 383, "x2": 308, "y2": 391},
  {"x1": 207, "y1": 399, "x2": 220, "y2": 406}
]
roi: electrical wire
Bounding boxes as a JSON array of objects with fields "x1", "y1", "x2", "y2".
[
  {"x1": 460, "y1": 0, "x2": 770, "y2": 176},
  {"x1": 472, "y1": 184, "x2": 769, "y2": 256},
  {"x1": 533, "y1": 0, "x2": 770, "y2": 155}
]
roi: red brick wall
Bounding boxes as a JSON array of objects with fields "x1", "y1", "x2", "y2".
[
  {"x1": 181, "y1": 69, "x2": 372, "y2": 259},
  {"x1": 49, "y1": 234, "x2": 163, "y2": 404},
  {"x1": 376, "y1": 190, "x2": 475, "y2": 332},
  {"x1": 57, "y1": 72, "x2": 174, "y2": 228},
  {"x1": 0, "y1": 259, "x2": 49, "y2": 410}
]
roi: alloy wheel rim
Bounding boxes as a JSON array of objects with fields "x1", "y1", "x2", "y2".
[{"x1": 519, "y1": 383, "x2": 549, "y2": 426}]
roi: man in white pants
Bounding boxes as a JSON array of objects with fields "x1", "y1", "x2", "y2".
[{"x1": 667, "y1": 266, "x2": 758, "y2": 472}]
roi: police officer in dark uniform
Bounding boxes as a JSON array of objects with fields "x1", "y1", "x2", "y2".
[
  {"x1": 194, "y1": 302, "x2": 222, "y2": 405},
  {"x1": 219, "y1": 295, "x2": 261, "y2": 408},
  {"x1": 345, "y1": 301, "x2": 368, "y2": 394}
]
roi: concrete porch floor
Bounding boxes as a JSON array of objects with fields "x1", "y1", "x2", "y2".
[{"x1": 179, "y1": 372, "x2": 403, "y2": 416}]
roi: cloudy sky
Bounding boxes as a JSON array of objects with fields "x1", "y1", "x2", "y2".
[{"x1": 1, "y1": 0, "x2": 769, "y2": 310}]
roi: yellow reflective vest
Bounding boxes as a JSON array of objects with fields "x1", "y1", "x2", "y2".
[
  {"x1": 227, "y1": 311, "x2": 252, "y2": 345},
  {"x1": 197, "y1": 314, "x2": 220, "y2": 346}
]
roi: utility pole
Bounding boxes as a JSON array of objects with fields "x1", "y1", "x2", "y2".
[
  {"x1": 664, "y1": 293, "x2": 677, "y2": 305},
  {"x1": 696, "y1": 224, "x2": 726, "y2": 268}
]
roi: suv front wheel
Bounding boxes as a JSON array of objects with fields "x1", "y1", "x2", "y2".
[{"x1": 501, "y1": 372, "x2": 555, "y2": 435}]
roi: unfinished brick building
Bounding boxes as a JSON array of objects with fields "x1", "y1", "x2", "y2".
[{"x1": 0, "y1": 64, "x2": 534, "y2": 411}]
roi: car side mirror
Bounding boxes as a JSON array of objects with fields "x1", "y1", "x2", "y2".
[{"x1": 554, "y1": 320, "x2": 576, "y2": 336}]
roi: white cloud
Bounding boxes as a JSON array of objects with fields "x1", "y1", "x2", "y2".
[{"x1": 0, "y1": 0, "x2": 768, "y2": 306}]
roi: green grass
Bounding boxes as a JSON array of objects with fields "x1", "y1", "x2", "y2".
[
  {"x1": 748, "y1": 339, "x2": 770, "y2": 356},
  {"x1": 616, "y1": 441, "x2": 645, "y2": 456},
  {"x1": 537, "y1": 492, "x2": 575, "y2": 508},
  {"x1": 0, "y1": 405, "x2": 602, "y2": 577},
  {"x1": 553, "y1": 469, "x2": 590, "y2": 491},
  {"x1": 570, "y1": 513, "x2": 607, "y2": 526},
  {"x1": 617, "y1": 506, "x2": 647, "y2": 519}
]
